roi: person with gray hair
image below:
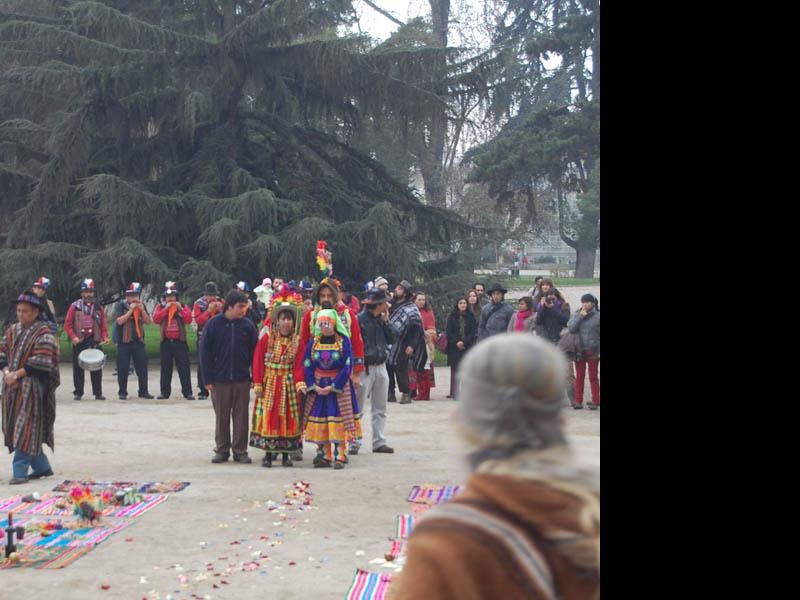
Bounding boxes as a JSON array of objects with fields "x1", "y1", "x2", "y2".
[{"x1": 393, "y1": 333, "x2": 600, "y2": 600}]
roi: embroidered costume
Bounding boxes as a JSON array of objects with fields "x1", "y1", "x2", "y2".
[
  {"x1": 250, "y1": 288, "x2": 305, "y2": 464},
  {"x1": 300, "y1": 310, "x2": 362, "y2": 467}
]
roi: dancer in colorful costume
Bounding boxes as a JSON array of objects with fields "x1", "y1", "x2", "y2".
[
  {"x1": 250, "y1": 285, "x2": 304, "y2": 467},
  {"x1": 299, "y1": 309, "x2": 361, "y2": 469}
]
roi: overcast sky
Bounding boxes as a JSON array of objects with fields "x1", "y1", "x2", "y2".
[{"x1": 350, "y1": 0, "x2": 432, "y2": 41}]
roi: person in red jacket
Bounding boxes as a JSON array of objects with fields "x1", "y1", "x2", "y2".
[
  {"x1": 294, "y1": 277, "x2": 365, "y2": 457},
  {"x1": 153, "y1": 282, "x2": 195, "y2": 400},
  {"x1": 192, "y1": 282, "x2": 223, "y2": 398},
  {"x1": 64, "y1": 278, "x2": 109, "y2": 400}
]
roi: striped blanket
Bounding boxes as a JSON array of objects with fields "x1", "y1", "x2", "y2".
[
  {"x1": 345, "y1": 569, "x2": 393, "y2": 600},
  {"x1": 1, "y1": 493, "x2": 167, "y2": 518},
  {"x1": 406, "y1": 484, "x2": 462, "y2": 505},
  {"x1": 395, "y1": 514, "x2": 415, "y2": 539}
]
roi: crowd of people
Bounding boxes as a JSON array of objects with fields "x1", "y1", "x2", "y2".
[
  {"x1": 1, "y1": 273, "x2": 600, "y2": 597},
  {"x1": 1, "y1": 273, "x2": 599, "y2": 483}
]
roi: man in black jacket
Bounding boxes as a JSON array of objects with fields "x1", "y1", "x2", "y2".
[
  {"x1": 356, "y1": 289, "x2": 396, "y2": 454},
  {"x1": 200, "y1": 289, "x2": 258, "y2": 464}
]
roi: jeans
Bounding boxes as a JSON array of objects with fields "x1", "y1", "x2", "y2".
[
  {"x1": 13, "y1": 448, "x2": 52, "y2": 479},
  {"x1": 356, "y1": 364, "x2": 390, "y2": 450}
]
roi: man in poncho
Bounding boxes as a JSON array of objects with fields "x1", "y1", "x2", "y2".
[{"x1": 1, "y1": 291, "x2": 61, "y2": 484}]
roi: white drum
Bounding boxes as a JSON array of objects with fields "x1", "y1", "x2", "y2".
[{"x1": 78, "y1": 348, "x2": 106, "y2": 371}]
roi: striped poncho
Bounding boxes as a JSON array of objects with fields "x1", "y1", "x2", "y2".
[{"x1": 1, "y1": 320, "x2": 60, "y2": 454}]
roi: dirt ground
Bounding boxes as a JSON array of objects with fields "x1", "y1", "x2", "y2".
[{"x1": 1, "y1": 362, "x2": 599, "y2": 599}]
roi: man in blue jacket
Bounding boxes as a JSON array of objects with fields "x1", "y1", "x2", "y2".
[{"x1": 200, "y1": 289, "x2": 258, "y2": 464}]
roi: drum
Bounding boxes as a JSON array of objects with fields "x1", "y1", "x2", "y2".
[{"x1": 78, "y1": 348, "x2": 106, "y2": 371}]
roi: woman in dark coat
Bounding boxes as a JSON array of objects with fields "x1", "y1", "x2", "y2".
[{"x1": 445, "y1": 297, "x2": 478, "y2": 400}]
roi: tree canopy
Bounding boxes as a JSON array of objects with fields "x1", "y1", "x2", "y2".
[{"x1": 0, "y1": 0, "x2": 477, "y2": 310}]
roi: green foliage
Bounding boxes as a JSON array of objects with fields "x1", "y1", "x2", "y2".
[
  {"x1": 464, "y1": 0, "x2": 600, "y2": 268},
  {"x1": 0, "y1": 0, "x2": 478, "y2": 308}
]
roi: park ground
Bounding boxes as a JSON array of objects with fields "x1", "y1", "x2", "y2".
[
  {"x1": 3, "y1": 287, "x2": 599, "y2": 599},
  {"x1": 1, "y1": 365, "x2": 599, "y2": 600}
]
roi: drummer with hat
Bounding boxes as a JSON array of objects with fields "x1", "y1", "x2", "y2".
[
  {"x1": 153, "y1": 282, "x2": 195, "y2": 400},
  {"x1": 113, "y1": 282, "x2": 154, "y2": 400},
  {"x1": 477, "y1": 283, "x2": 515, "y2": 342},
  {"x1": 1, "y1": 290, "x2": 61, "y2": 484},
  {"x1": 64, "y1": 278, "x2": 109, "y2": 400}
]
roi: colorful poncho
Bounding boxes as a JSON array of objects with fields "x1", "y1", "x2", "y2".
[{"x1": 1, "y1": 320, "x2": 60, "y2": 454}]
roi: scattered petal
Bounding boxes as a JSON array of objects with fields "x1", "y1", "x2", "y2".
[{"x1": 355, "y1": 550, "x2": 365, "y2": 556}]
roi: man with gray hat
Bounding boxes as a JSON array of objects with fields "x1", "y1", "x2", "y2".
[
  {"x1": 356, "y1": 288, "x2": 396, "y2": 453},
  {"x1": 392, "y1": 334, "x2": 600, "y2": 599},
  {"x1": 193, "y1": 282, "x2": 223, "y2": 399},
  {"x1": 388, "y1": 280, "x2": 426, "y2": 404},
  {"x1": 477, "y1": 282, "x2": 515, "y2": 342}
]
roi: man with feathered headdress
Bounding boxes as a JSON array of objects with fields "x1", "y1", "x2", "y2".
[{"x1": 249, "y1": 285, "x2": 305, "y2": 468}]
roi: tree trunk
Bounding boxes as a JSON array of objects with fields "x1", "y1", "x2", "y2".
[
  {"x1": 574, "y1": 246, "x2": 596, "y2": 278},
  {"x1": 222, "y1": 0, "x2": 236, "y2": 36},
  {"x1": 420, "y1": 0, "x2": 450, "y2": 208}
]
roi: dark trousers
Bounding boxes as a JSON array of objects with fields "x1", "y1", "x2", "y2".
[
  {"x1": 386, "y1": 362, "x2": 396, "y2": 394},
  {"x1": 117, "y1": 341, "x2": 148, "y2": 395},
  {"x1": 160, "y1": 339, "x2": 193, "y2": 397},
  {"x1": 72, "y1": 338, "x2": 102, "y2": 396},
  {"x1": 196, "y1": 334, "x2": 207, "y2": 394},
  {"x1": 211, "y1": 381, "x2": 250, "y2": 457},
  {"x1": 393, "y1": 353, "x2": 411, "y2": 394}
]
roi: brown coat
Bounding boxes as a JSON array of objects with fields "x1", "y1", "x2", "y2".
[{"x1": 390, "y1": 473, "x2": 599, "y2": 600}]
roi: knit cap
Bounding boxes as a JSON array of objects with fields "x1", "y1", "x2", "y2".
[{"x1": 457, "y1": 333, "x2": 567, "y2": 454}]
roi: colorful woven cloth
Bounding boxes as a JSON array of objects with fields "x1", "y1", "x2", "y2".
[
  {"x1": 395, "y1": 514, "x2": 415, "y2": 539},
  {"x1": 52, "y1": 480, "x2": 190, "y2": 494},
  {"x1": 387, "y1": 539, "x2": 406, "y2": 561},
  {"x1": 345, "y1": 568, "x2": 393, "y2": 600},
  {"x1": 0, "y1": 546, "x2": 91, "y2": 570},
  {"x1": 8, "y1": 493, "x2": 168, "y2": 518},
  {"x1": 406, "y1": 484, "x2": 462, "y2": 505}
]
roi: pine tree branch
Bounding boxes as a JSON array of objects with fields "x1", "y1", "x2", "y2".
[{"x1": 360, "y1": 0, "x2": 405, "y2": 28}]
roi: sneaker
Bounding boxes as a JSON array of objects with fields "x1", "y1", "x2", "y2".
[
  {"x1": 572, "y1": 403, "x2": 584, "y2": 410},
  {"x1": 334, "y1": 460, "x2": 345, "y2": 470},
  {"x1": 184, "y1": 395, "x2": 196, "y2": 400},
  {"x1": 589, "y1": 403, "x2": 599, "y2": 410},
  {"x1": 198, "y1": 392, "x2": 209, "y2": 399},
  {"x1": 233, "y1": 454, "x2": 252, "y2": 464},
  {"x1": 29, "y1": 468, "x2": 54, "y2": 480},
  {"x1": 373, "y1": 445, "x2": 395, "y2": 454},
  {"x1": 95, "y1": 395, "x2": 106, "y2": 400},
  {"x1": 314, "y1": 458, "x2": 332, "y2": 468},
  {"x1": 73, "y1": 394, "x2": 82, "y2": 401},
  {"x1": 119, "y1": 393, "x2": 128, "y2": 400},
  {"x1": 399, "y1": 393, "x2": 412, "y2": 404},
  {"x1": 139, "y1": 392, "x2": 154, "y2": 399},
  {"x1": 349, "y1": 446, "x2": 359, "y2": 455},
  {"x1": 291, "y1": 450, "x2": 303, "y2": 461},
  {"x1": 312, "y1": 454, "x2": 326, "y2": 467},
  {"x1": 281, "y1": 455, "x2": 293, "y2": 467},
  {"x1": 387, "y1": 391, "x2": 397, "y2": 403},
  {"x1": 211, "y1": 453, "x2": 229, "y2": 463},
  {"x1": 157, "y1": 395, "x2": 170, "y2": 400},
  {"x1": 9, "y1": 477, "x2": 29, "y2": 485},
  {"x1": 262, "y1": 455, "x2": 273, "y2": 468}
]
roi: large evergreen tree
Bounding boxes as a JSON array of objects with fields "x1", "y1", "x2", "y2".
[{"x1": 0, "y1": 0, "x2": 474, "y2": 310}]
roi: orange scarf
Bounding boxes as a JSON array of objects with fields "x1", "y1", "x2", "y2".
[
  {"x1": 132, "y1": 306, "x2": 142, "y2": 339},
  {"x1": 167, "y1": 303, "x2": 178, "y2": 329}
]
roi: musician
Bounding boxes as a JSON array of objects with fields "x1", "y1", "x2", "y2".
[
  {"x1": 153, "y1": 282, "x2": 195, "y2": 400},
  {"x1": 113, "y1": 282, "x2": 153, "y2": 400},
  {"x1": 193, "y1": 282, "x2": 223, "y2": 399},
  {"x1": 64, "y1": 278, "x2": 108, "y2": 400}
]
